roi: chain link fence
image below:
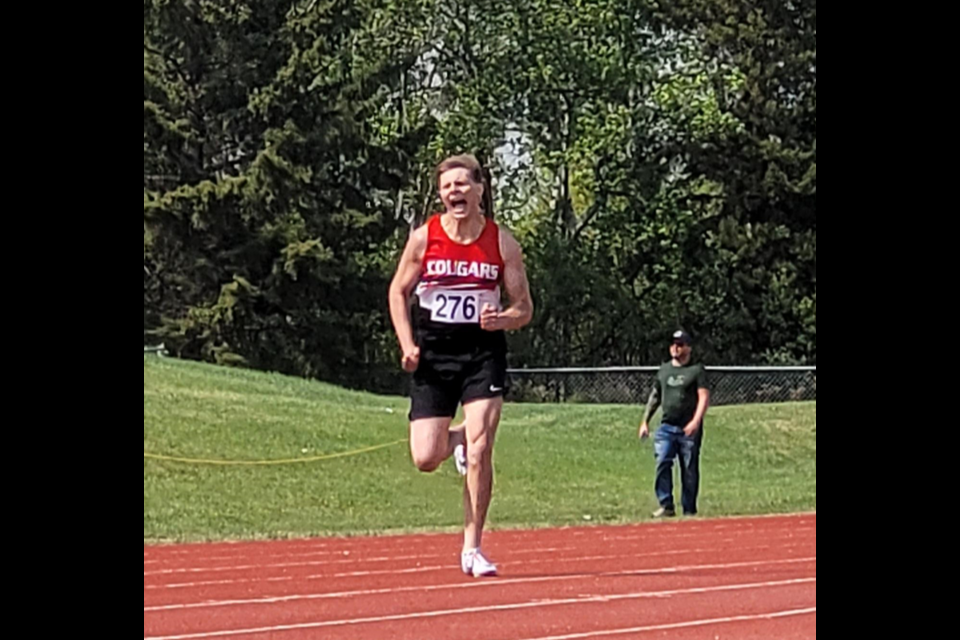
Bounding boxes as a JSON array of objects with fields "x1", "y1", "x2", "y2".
[
  {"x1": 505, "y1": 367, "x2": 816, "y2": 406},
  {"x1": 144, "y1": 346, "x2": 814, "y2": 406}
]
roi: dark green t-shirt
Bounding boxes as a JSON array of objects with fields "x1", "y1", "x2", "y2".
[{"x1": 655, "y1": 362, "x2": 709, "y2": 426}]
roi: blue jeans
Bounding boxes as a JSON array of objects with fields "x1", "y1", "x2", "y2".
[{"x1": 654, "y1": 424, "x2": 703, "y2": 515}]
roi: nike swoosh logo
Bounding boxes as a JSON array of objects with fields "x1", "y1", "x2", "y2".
[{"x1": 489, "y1": 386, "x2": 504, "y2": 393}]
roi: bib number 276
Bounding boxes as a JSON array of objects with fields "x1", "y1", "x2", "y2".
[{"x1": 433, "y1": 293, "x2": 479, "y2": 323}]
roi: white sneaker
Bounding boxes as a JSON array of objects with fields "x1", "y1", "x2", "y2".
[
  {"x1": 461, "y1": 549, "x2": 498, "y2": 577},
  {"x1": 454, "y1": 444, "x2": 467, "y2": 477}
]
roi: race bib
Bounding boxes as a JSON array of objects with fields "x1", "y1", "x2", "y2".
[{"x1": 418, "y1": 287, "x2": 500, "y2": 324}]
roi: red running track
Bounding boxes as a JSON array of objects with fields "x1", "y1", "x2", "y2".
[{"x1": 144, "y1": 513, "x2": 816, "y2": 639}]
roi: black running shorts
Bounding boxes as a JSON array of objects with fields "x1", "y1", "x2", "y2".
[{"x1": 409, "y1": 330, "x2": 508, "y2": 421}]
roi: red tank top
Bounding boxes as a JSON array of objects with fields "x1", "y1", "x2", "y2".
[{"x1": 415, "y1": 215, "x2": 503, "y2": 327}]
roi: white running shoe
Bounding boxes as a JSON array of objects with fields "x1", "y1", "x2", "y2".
[
  {"x1": 454, "y1": 443, "x2": 468, "y2": 477},
  {"x1": 461, "y1": 549, "x2": 498, "y2": 577}
]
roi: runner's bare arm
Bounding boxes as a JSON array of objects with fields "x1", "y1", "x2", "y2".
[
  {"x1": 389, "y1": 225, "x2": 428, "y2": 368},
  {"x1": 480, "y1": 228, "x2": 533, "y2": 331}
]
